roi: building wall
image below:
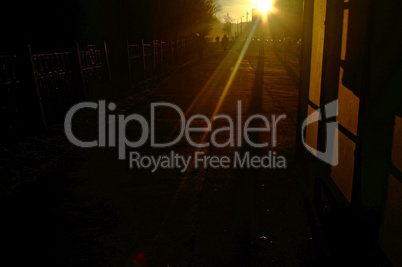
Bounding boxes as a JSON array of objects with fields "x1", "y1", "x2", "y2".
[
  {"x1": 305, "y1": 0, "x2": 326, "y2": 152},
  {"x1": 380, "y1": 115, "x2": 402, "y2": 265},
  {"x1": 300, "y1": 0, "x2": 402, "y2": 265},
  {"x1": 329, "y1": 3, "x2": 359, "y2": 203}
]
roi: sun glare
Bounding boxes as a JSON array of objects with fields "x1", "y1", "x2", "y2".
[{"x1": 258, "y1": 0, "x2": 273, "y2": 14}]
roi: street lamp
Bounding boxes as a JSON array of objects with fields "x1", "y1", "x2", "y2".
[
  {"x1": 241, "y1": 15, "x2": 244, "y2": 35},
  {"x1": 246, "y1": 6, "x2": 255, "y2": 24}
]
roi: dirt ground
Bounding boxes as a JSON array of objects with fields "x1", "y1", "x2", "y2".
[{"x1": 1, "y1": 40, "x2": 325, "y2": 266}]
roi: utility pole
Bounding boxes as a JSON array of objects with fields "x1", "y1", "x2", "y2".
[
  {"x1": 237, "y1": 18, "x2": 239, "y2": 36},
  {"x1": 241, "y1": 16, "x2": 244, "y2": 36}
]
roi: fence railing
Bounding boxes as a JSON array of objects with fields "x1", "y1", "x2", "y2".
[
  {"x1": 0, "y1": 37, "x2": 199, "y2": 149},
  {"x1": 29, "y1": 48, "x2": 76, "y2": 126},
  {"x1": 28, "y1": 43, "x2": 110, "y2": 127},
  {"x1": 127, "y1": 38, "x2": 196, "y2": 86},
  {"x1": 127, "y1": 42, "x2": 142, "y2": 87},
  {"x1": 77, "y1": 43, "x2": 109, "y2": 101}
]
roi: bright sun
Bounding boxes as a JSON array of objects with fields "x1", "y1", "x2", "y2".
[{"x1": 258, "y1": 0, "x2": 273, "y2": 14}]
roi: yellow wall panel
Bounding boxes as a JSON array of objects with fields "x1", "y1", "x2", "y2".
[
  {"x1": 305, "y1": 105, "x2": 319, "y2": 154},
  {"x1": 341, "y1": 9, "x2": 349, "y2": 61},
  {"x1": 308, "y1": 0, "x2": 327, "y2": 106},
  {"x1": 331, "y1": 130, "x2": 355, "y2": 203},
  {"x1": 337, "y1": 68, "x2": 360, "y2": 136}
]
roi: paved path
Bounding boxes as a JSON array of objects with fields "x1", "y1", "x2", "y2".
[{"x1": 23, "y1": 41, "x2": 321, "y2": 266}]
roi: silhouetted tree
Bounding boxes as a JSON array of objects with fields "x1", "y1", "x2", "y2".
[
  {"x1": 0, "y1": 0, "x2": 220, "y2": 97},
  {"x1": 223, "y1": 14, "x2": 233, "y2": 36},
  {"x1": 149, "y1": 0, "x2": 220, "y2": 39}
]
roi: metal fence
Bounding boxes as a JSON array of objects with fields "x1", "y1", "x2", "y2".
[
  {"x1": 0, "y1": 37, "x2": 198, "y2": 147},
  {"x1": 127, "y1": 41, "x2": 142, "y2": 87},
  {"x1": 0, "y1": 55, "x2": 22, "y2": 149},
  {"x1": 28, "y1": 43, "x2": 111, "y2": 127},
  {"x1": 29, "y1": 48, "x2": 76, "y2": 126},
  {"x1": 142, "y1": 40, "x2": 154, "y2": 79},
  {"x1": 77, "y1": 43, "x2": 109, "y2": 101},
  {"x1": 127, "y1": 38, "x2": 196, "y2": 87}
]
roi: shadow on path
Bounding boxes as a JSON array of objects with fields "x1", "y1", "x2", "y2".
[
  {"x1": 273, "y1": 44, "x2": 299, "y2": 86},
  {"x1": 230, "y1": 54, "x2": 265, "y2": 266}
]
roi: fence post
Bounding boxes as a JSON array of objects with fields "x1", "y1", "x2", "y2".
[
  {"x1": 175, "y1": 40, "x2": 177, "y2": 63},
  {"x1": 191, "y1": 38, "x2": 194, "y2": 58},
  {"x1": 75, "y1": 41, "x2": 88, "y2": 100},
  {"x1": 152, "y1": 40, "x2": 156, "y2": 74},
  {"x1": 141, "y1": 40, "x2": 146, "y2": 78},
  {"x1": 188, "y1": 38, "x2": 191, "y2": 59},
  {"x1": 166, "y1": 39, "x2": 170, "y2": 65},
  {"x1": 185, "y1": 39, "x2": 186, "y2": 59},
  {"x1": 28, "y1": 45, "x2": 47, "y2": 128},
  {"x1": 170, "y1": 40, "x2": 176, "y2": 65},
  {"x1": 186, "y1": 38, "x2": 189, "y2": 59},
  {"x1": 181, "y1": 39, "x2": 187, "y2": 62},
  {"x1": 127, "y1": 40, "x2": 132, "y2": 88},
  {"x1": 190, "y1": 38, "x2": 193, "y2": 58},
  {"x1": 104, "y1": 40, "x2": 112, "y2": 81},
  {"x1": 184, "y1": 39, "x2": 186, "y2": 59},
  {"x1": 166, "y1": 40, "x2": 169, "y2": 65},
  {"x1": 161, "y1": 40, "x2": 164, "y2": 74},
  {"x1": 177, "y1": 40, "x2": 180, "y2": 62},
  {"x1": 190, "y1": 38, "x2": 192, "y2": 59},
  {"x1": 179, "y1": 39, "x2": 182, "y2": 62},
  {"x1": 189, "y1": 38, "x2": 191, "y2": 59},
  {"x1": 171, "y1": 39, "x2": 174, "y2": 65}
]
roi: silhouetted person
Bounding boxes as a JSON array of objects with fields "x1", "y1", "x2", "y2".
[
  {"x1": 196, "y1": 34, "x2": 206, "y2": 61},
  {"x1": 216, "y1": 36, "x2": 220, "y2": 43},
  {"x1": 222, "y1": 35, "x2": 229, "y2": 51}
]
